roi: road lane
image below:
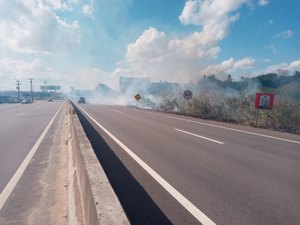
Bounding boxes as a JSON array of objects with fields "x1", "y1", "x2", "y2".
[
  {"x1": 76, "y1": 104, "x2": 300, "y2": 225},
  {"x1": 78, "y1": 105, "x2": 216, "y2": 225},
  {"x1": 0, "y1": 101, "x2": 64, "y2": 193},
  {"x1": 0, "y1": 102, "x2": 68, "y2": 225}
]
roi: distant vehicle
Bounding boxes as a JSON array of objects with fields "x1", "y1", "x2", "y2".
[
  {"x1": 21, "y1": 99, "x2": 32, "y2": 104},
  {"x1": 48, "y1": 98, "x2": 54, "y2": 102},
  {"x1": 78, "y1": 97, "x2": 86, "y2": 104}
]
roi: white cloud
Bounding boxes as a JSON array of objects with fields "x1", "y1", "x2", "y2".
[
  {"x1": 114, "y1": 27, "x2": 203, "y2": 83},
  {"x1": 114, "y1": 0, "x2": 249, "y2": 84},
  {"x1": 0, "y1": 58, "x2": 46, "y2": 79},
  {"x1": 82, "y1": 5, "x2": 93, "y2": 17},
  {"x1": 179, "y1": 0, "x2": 245, "y2": 26},
  {"x1": 275, "y1": 30, "x2": 294, "y2": 39},
  {"x1": 258, "y1": 0, "x2": 269, "y2": 7},
  {"x1": 0, "y1": 57, "x2": 62, "y2": 91},
  {"x1": 82, "y1": 1, "x2": 95, "y2": 18},
  {"x1": 199, "y1": 57, "x2": 256, "y2": 77},
  {"x1": 0, "y1": 58, "x2": 116, "y2": 91},
  {"x1": 126, "y1": 27, "x2": 169, "y2": 63},
  {"x1": 0, "y1": 0, "x2": 80, "y2": 54},
  {"x1": 261, "y1": 59, "x2": 300, "y2": 75},
  {"x1": 42, "y1": 0, "x2": 80, "y2": 11},
  {"x1": 174, "y1": 0, "x2": 244, "y2": 59}
]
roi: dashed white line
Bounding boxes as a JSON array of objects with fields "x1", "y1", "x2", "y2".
[
  {"x1": 77, "y1": 105, "x2": 216, "y2": 225},
  {"x1": 0, "y1": 103, "x2": 64, "y2": 210},
  {"x1": 175, "y1": 128, "x2": 224, "y2": 145}
]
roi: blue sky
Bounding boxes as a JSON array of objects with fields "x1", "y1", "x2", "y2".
[{"x1": 0, "y1": 0, "x2": 299, "y2": 91}]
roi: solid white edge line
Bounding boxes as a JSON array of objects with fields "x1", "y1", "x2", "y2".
[
  {"x1": 175, "y1": 129, "x2": 224, "y2": 145},
  {"x1": 77, "y1": 105, "x2": 216, "y2": 225},
  {"x1": 144, "y1": 112, "x2": 300, "y2": 145},
  {"x1": 0, "y1": 103, "x2": 64, "y2": 210}
]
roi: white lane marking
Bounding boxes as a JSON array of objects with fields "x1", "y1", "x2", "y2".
[
  {"x1": 77, "y1": 105, "x2": 216, "y2": 225},
  {"x1": 175, "y1": 129, "x2": 224, "y2": 145},
  {"x1": 0, "y1": 103, "x2": 64, "y2": 210},
  {"x1": 144, "y1": 111, "x2": 300, "y2": 145}
]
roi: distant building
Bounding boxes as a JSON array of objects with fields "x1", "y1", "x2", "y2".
[
  {"x1": 119, "y1": 77, "x2": 150, "y2": 94},
  {"x1": 149, "y1": 81, "x2": 180, "y2": 95}
]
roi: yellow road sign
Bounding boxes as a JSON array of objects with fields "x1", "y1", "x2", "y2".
[{"x1": 135, "y1": 94, "x2": 142, "y2": 101}]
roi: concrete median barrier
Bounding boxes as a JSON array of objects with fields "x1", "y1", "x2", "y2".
[{"x1": 67, "y1": 102, "x2": 130, "y2": 225}]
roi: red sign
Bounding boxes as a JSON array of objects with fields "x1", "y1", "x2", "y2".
[{"x1": 255, "y1": 93, "x2": 275, "y2": 110}]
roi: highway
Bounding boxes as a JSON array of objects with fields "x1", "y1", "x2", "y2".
[
  {"x1": 0, "y1": 101, "x2": 69, "y2": 225},
  {"x1": 0, "y1": 102, "x2": 63, "y2": 193},
  {"x1": 75, "y1": 103, "x2": 300, "y2": 225}
]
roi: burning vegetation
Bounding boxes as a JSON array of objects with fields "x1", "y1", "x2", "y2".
[
  {"x1": 70, "y1": 72, "x2": 300, "y2": 134},
  {"x1": 142, "y1": 72, "x2": 300, "y2": 134}
]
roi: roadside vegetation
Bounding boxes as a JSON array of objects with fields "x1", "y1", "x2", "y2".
[{"x1": 155, "y1": 72, "x2": 300, "y2": 134}]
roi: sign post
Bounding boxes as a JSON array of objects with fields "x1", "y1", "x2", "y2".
[
  {"x1": 134, "y1": 94, "x2": 142, "y2": 106},
  {"x1": 254, "y1": 93, "x2": 275, "y2": 127},
  {"x1": 183, "y1": 90, "x2": 193, "y2": 115}
]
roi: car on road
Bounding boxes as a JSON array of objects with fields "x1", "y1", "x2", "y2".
[
  {"x1": 21, "y1": 99, "x2": 32, "y2": 104},
  {"x1": 78, "y1": 97, "x2": 86, "y2": 104}
]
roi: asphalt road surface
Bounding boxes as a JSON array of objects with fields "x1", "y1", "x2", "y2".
[
  {"x1": 0, "y1": 101, "x2": 63, "y2": 193},
  {"x1": 0, "y1": 101, "x2": 69, "y2": 225},
  {"x1": 75, "y1": 103, "x2": 300, "y2": 225}
]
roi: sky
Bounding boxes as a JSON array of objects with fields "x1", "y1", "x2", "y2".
[{"x1": 0, "y1": 0, "x2": 299, "y2": 92}]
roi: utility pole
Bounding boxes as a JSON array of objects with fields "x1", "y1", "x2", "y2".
[
  {"x1": 16, "y1": 80, "x2": 21, "y2": 101},
  {"x1": 29, "y1": 78, "x2": 34, "y2": 103}
]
